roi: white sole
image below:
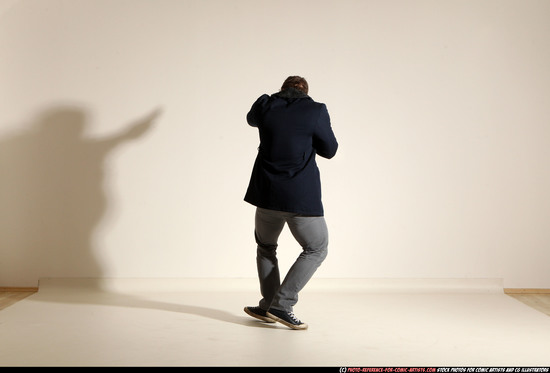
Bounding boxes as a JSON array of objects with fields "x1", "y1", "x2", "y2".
[{"x1": 266, "y1": 311, "x2": 308, "y2": 330}]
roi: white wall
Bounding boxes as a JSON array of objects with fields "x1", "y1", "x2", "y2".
[{"x1": 1, "y1": 0, "x2": 549, "y2": 288}]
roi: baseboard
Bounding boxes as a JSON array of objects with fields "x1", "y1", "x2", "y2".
[
  {"x1": 35, "y1": 277, "x2": 505, "y2": 293},
  {"x1": 0, "y1": 287, "x2": 39, "y2": 292},
  {"x1": 504, "y1": 288, "x2": 550, "y2": 294},
  {"x1": 6, "y1": 279, "x2": 550, "y2": 294}
]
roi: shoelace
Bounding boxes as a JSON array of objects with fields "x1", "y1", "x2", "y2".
[{"x1": 288, "y1": 312, "x2": 301, "y2": 323}]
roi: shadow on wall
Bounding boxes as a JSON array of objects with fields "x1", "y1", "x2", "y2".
[{"x1": 0, "y1": 106, "x2": 161, "y2": 286}]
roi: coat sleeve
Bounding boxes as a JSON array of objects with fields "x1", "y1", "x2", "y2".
[
  {"x1": 313, "y1": 104, "x2": 338, "y2": 159},
  {"x1": 246, "y1": 94, "x2": 269, "y2": 127}
]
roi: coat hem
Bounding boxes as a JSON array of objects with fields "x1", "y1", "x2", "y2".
[{"x1": 243, "y1": 199, "x2": 324, "y2": 217}]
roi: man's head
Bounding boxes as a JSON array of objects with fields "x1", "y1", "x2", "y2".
[{"x1": 281, "y1": 76, "x2": 308, "y2": 95}]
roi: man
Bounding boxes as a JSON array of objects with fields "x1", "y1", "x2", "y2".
[{"x1": 243, "y1": 76, "x2": 338, "y2": 330}]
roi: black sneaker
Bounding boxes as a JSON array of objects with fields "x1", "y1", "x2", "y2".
[
  {"x1": 266, "y1": 308, "x2": 308, "y2": 330},
  {"x1": 244, "y1": 306, "x2": 275, "y2": 323}
]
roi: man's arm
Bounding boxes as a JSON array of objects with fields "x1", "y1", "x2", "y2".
[
  {"x1": 313, "y1": 104, "x2": 338, "y2": 159},
  {"x1": 246, "y1": 94, "x2": 269, "y2": 127}
]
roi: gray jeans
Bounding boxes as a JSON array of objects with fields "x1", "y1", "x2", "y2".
[{"x1": 254, "y1": 207, "x2": 329, "y2": 312}]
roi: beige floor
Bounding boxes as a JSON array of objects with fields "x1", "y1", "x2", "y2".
[
  {"x1": 506, "y1": 293, "x2": 550, "y2": 317},
  {"x1": 0, "y1": 291, "x2": 35, "y2": 311},
  {"x1": 1, "y1": 278, "x2": 550, "y2": 367}
]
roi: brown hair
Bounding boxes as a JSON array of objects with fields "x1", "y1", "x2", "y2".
[{"x1": 281, "y1": 76, "x2": 309, "y2": 94}]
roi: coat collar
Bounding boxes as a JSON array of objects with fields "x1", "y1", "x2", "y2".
[{"x1": 273, "y1": 87, "x2": 309, "y2": 99}]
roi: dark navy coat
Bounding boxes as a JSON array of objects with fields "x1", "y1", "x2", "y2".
[{"x1": 244, "y1": 88, "x2": 338, "y2": 216}]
